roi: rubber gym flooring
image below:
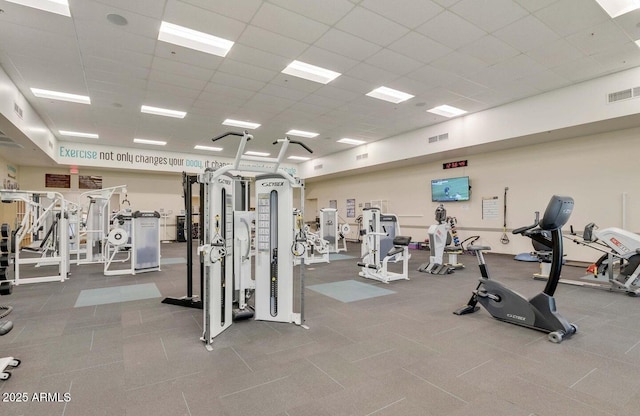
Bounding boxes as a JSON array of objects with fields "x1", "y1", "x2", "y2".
[{"x1": 1, "y1": 241, "x2": 639, "y2": 415}]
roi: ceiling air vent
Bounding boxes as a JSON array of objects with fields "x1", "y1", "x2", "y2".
[
  {"x1": 356, "y1": 153, "x2": 368, "y2": 160},
  {"x1": 314, "y1": 164, "x2": 323, "y2": 170},
  {"x1": 428, "y1": 135, "x2": 438, "y2": 143},
  {"x1": 607, "y1": 87, "x2": 640, "y2": 103}
]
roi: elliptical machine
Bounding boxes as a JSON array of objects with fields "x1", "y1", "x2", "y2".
[{"x1": 454, "y1": 195, "x2": 577, "y2": 343}]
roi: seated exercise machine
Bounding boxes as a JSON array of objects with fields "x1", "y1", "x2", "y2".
[
  {"x1": 564, "y1": 223, "x2": 640, "y2": 296},
  {"x1": 318, "y1": 208, "x2": 349, "y2": 253},
  {"x1": 454, "y1": 195, "x2": 578, "y2": 343},
  {"x1": 418, "y1": 204, "x2": 464, "y2": 274},
  {"x1": 293, "y1": 216, "x2": 331, "y2": 265},
  {"x1": 0, "y1": 190, "x2": 70, "y2": 285},
  {"x1": 198, "y1": 130, "x2": 312, "y2": 350},
  {"x1": 0, "y1": 225, "x2": 20, "y2": 380},
  {"x1": 357, "y1": 207, "x2": 412, "y2": 284}
]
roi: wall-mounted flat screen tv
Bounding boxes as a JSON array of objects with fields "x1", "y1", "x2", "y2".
[{"x1": 431, "y1": 176, "x2": 470, "y2": 202}]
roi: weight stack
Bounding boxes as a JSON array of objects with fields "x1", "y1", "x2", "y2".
[{"x1": 0, "y1": 223, "x2": 12, "y2": 295}]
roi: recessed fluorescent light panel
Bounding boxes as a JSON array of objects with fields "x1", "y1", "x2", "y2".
[
  {"x1": 141, "y1": 105, "x2": 186, "y2": 119},
  {"x1": 244, "y1": 151, "x2": 270, "y2": 157},
  {"x1": 288, "y1": 156, "x2": 311, "y2": 161},
  {"x1": 337, "y1": 138, "x2": 366, "y2": 145},
  {"x1": 281, "y1": 60, "x2": 341, "y2": 84},
  {"x1": 59, "y1": 130, "x2": 99, "y2": 139},
  {"x1": 222, "y1": 119, "x2": 261, "y2": 129},
  {"x1": 134, "y1": 138, "x2": 166, "y2": 146},
  {"x1": 31, "y1": 88, "x2": 90, "y2": 104},
  {"x1": 158, "y1": 21, "x2": 234, "y2": 57},
  {"x1": 427, "y1": 105, "x2": 467, "y2": 118},
  {"x1": 286, "y1": 129, "x2": 319, "y2": 138},
  {"x1": 5, "y1": 0, "x2": 70, "y2": 17},
  {"x1": 194, "y1": 145, "x2": 222, "y2": 152},
  {"x1": 594, "y1": 0, "x2": 640, "y2": 17},
  {"x1": 366, "y1": 86, "x2": 415, "y2": 104}
]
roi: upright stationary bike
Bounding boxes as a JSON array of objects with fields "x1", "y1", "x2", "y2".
[{"x1": 454, "y1": 195, "x2": 577, "y2": 343}]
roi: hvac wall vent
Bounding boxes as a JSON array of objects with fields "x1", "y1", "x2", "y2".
[
  {"x1": 0, "y1": 135, "x2": 24, "y2": 148},
  {"x1": 13, "y1": 102, "x2": 23, "y2": 119},
  {"x1": 428, "y1": 133, "x2": 449, "y2": 143},
  {"x1": 314, "y1": 164, "x2": 323, "y2": 170},
  {"x1": 607, "y1": 87, "x2": 640, "y2": 103},
  {"x1": 356, "y1": 153, "x2": 368, "y2": 160}
]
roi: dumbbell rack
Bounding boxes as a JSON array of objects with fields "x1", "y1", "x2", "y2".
[{"x1": 0, "y1": 223, "x2": 20, "y2": 381}]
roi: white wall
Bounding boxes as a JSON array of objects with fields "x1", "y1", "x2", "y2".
[{"x1": 306, "y1": 126, "x2": 640, "y2": 263}]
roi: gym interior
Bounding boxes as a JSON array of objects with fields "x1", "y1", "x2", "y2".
[{"x1": 1, "y1": 1, "x2": 640, "y2": 415}]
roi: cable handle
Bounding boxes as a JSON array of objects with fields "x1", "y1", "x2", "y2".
[{"x1": 512, "y1": 212, "x2": 540, "y2": 235}]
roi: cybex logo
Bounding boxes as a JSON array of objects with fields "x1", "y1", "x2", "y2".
[
  {"x1": 506, "y1": 313, "x2": 526, "y2": 321},
  {"x1": 262, "y1": 182, "x2": 284, "y2": 187},
  {"x1": 218, "y1": 178, "x2": 231, "y2": 185}
]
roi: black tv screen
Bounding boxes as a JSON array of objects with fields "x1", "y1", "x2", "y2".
[{"x1": 431, "y1": 176, "x2": 470, "y2": 202}]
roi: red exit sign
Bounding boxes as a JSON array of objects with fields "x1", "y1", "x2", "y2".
[{"x1": 443, "y1": 160, "x2": 468, "y2": 169}]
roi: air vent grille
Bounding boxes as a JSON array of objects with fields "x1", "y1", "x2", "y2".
[
  {"x1": 356, "y1": 153, "x2": 368, "y2": 160},
  {"x1": 607, "y1": 87, "x2": 640, "y2": 103},
  {"x1": 314, "y1": 164, "x2": 323, "y2": 170},
  {"x1": 428, "y1": 133, "x2": 449, "y2": 143}
]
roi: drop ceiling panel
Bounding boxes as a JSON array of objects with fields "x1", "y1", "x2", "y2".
[
  {"x1": 147, "y1": 73, "x2": 207, "y2": 95},
  {"x1": 313, "y1": 85, "x2": 362, "y2": 102},
  {"x1": 71, "y1": 1, "x2": 159, "y2": 39},
  {"x1": 92, "y1": 0, "x2": 166, "y2": 19},
  {"x1": 75, "y1": 22, "x2": 157, "y2": 55},
  {"x1": 525, "y1": 39, "x2": 586, "y2": 68},
  {"x1": 335, "y1": 6, "x2": 410, "y2": 47},
  {"x1": 406, "y1": 65, "x2": 459, "y2": 88},
  {"x1": 82, "y1": 47, "x2": 153, "y2": 71},
  {"x1": 0, "y1": 3, "x2": 75, "y2": 36},
  {"x1": 250, "y1": 2, "x2": 330, "y2": 44},
  {"x1": 360, "y1": 0, "x2": 443, "y2": 29},
  {"x1": 83, "y1": 55, "x2": 150, "y2": 80},
  {"x1": 217, "y1": 59, "x2": 278, "y2": 83},
  {"x1": 451, "y1": 0, "x2": 528, "y2": 32},
  {"x1": 268, "y1": 0, "x2": 355, "y2": 25},
  {"x1": 209, "y1": 72, "x2": 266, "y2": 92},
  {"x1": 444, "y1": 77, "x2": 489, "y2": 99},
  {"x1": 430, "y1": 51, "x2": 488, "y2": 79},
  {"x1": 344, "y1": 62, "x2": 398, "y2": 85},
  {"x1": 493, "y1": 15, "x2": 561, "y2": 53},
  {"x1": 565, "y1": 21, "x2": 630, "y2": 56},
  {"x1": 236, "y1": 26, "x2": 309, "y2": 58},
  {"x1": 514, "y1": 0, "x2": 559, "y2": 12},
  {"x1": 416, "y1": 11, "x2": 486, "y2": 50},
  {"x1": 202, "y1": 83, "x2": 255, "y2": 100},
  {"x1": 534, "y1": 0, "x2": 609, "y2": 37},
  {"x1": 225, "y1": 44, "x2": 291, "y2": 72},
  {"x1": 365, "y1": 49, "x2": 424, "y2": 76},
  {"x1": 314, "y1": 29, "x2": 382, "y2": 61},
  {"x1": 141, "y1": 90, "x2": 195, "y2": 109},
  {"x1": 163, "y1": 0, "x2": 247, "y2": 41},
  {"x1": 269, "y1": 74, "x2": 325, "y2": 94},
  {"x1": 259, "y1": 84, "x2": 310, "y2": 102},
  {"x1": 591, "y1": 42, "x2": 640, "y2": 70},
  {"x1": 297, "y1": 46, "x2": 360, "y2": 74},
  {"x1": 458, "y1": 35, "x2": 520, "y2": 66},
  {"x1": 517, "y1": 70, "x2": 571, "y2": 92},
  {"x1": 154, "y1": 42, "x2": 224, "y2": 70},
  {"x1": 179, "y1": 0, "x2": 262, "y2": 22},
  {"x1": 387, "y1": 32, "x2": 452, "y2": 64},
  {"x1": 150, "y1": 57, "x2": 214, "y2": 81}
]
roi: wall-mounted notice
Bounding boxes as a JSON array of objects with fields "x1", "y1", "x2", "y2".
[
  {"x1": 45, "y1": 173, "x2": 70, "y2": 189},
  {"x1": 346, "y1": 199, "x2": 355, "y2": 218},
  {"x1": 482, "y1": 196, "x2": 499, "y2": 220},
  {"x1": 79, "y1": 175, "x2": 102, "y2": 189},
  {"x1": 329, "y1": 199, "x2": 337, "y2": 209}
]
